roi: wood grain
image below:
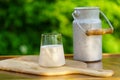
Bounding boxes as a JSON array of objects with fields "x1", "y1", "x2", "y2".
[
  {"x1": 86, "y1": 28, "x2": 113, "y2": 36},
  {"x1": 0, "y1": 54, "x2": 119, "y2": 80},
  {"x1": 0, "y1": 56, "x2": 114, "y2": 77}
]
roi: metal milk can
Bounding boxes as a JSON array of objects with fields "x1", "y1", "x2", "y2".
[{"x1": 72, "y1": 7, "x2": 113, "y2": 62}]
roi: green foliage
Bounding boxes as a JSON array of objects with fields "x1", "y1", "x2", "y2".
[{"x1": 0, "y1": 0, "x2": 120, "y2": 55}]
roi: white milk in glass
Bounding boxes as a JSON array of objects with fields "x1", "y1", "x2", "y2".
[{"x1": 39, "y1": 44, "x2": 65, "y2": 67}]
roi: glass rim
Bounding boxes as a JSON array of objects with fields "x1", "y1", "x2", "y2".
[{"x1": 41, "y1": 33, "x2": 62, "y2": 36}]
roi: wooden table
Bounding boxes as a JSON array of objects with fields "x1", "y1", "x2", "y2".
[{"x1": 0, "y1": 54, "x2": 120, "y2": 80}]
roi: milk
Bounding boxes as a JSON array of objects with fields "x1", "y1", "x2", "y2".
[{"x1": 39, "y1": 45, "x2": 65, "y2": 67}]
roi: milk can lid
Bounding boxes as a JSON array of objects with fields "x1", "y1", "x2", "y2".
[{"x1": 75, "y1": 7, "x2": 99, "y2": 10}]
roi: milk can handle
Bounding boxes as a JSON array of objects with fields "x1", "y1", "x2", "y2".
[
  {"x1": 72, "y1": 12, "x2": 86, "y2": 33},
  {"x1": 86, "y1": 11, "x2": 114, "y2": 36}
]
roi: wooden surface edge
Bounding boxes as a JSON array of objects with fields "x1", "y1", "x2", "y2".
[
  {"x1": 0, "y1": 53, "x2": 120, "y2": 59},
  {"x1": 102, "y1": 53, "x2": 120, "y2": 57},
  {"x1": 65, "y1": 53, "x2": 120, "y2": 58}
]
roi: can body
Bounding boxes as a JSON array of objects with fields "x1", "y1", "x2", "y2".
[{"x1": 73, "y1": 7, "x2": 102, "y2": 62}]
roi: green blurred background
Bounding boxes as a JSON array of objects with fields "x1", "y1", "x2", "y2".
[{"x1": 0, "y1": 0, "x2": 120, "y2": 55}]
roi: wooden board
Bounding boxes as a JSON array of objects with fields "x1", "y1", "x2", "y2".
[{"x1": 0, "y1": 56, "x2": 114, "y2": 77}]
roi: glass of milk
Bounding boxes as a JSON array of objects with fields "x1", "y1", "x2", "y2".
[{"x1": 39, "y1": 33, "x2": 65, "y2": 67}]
